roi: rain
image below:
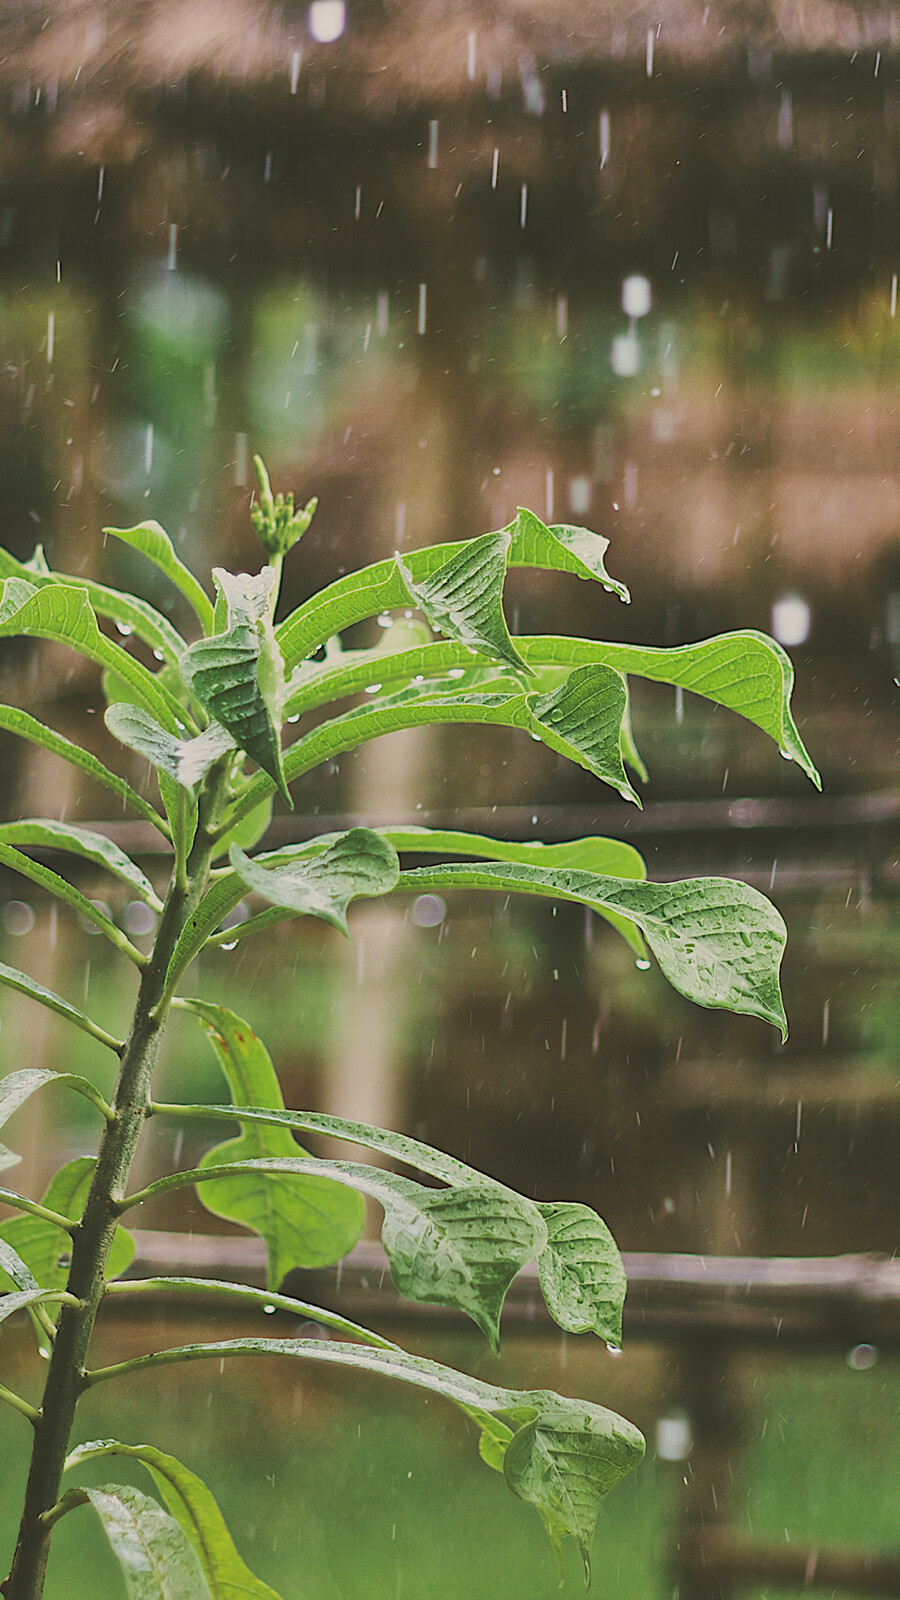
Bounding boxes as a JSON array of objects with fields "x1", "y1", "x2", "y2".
[{"x1": 0, "y1": 3, "x2": 897, "y2": 1598}]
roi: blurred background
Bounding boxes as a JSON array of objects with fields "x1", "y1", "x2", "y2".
[{"x1": 0, "y1": 2, "x2": 898, "y2": 1596}]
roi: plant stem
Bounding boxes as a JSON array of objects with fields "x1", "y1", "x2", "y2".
[
  {"x1": 0, "y1": 1386, "x2": 40, "y2": 1426},
  {"x1": 2, "y1": 766, "x2": 231, "y2": 1600}
]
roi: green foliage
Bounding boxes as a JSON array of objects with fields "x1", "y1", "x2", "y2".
[{"x1": 0, "y1": 466, "x2": 818, "y2": 1600}]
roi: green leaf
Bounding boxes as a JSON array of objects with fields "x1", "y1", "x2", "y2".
[
  {"x1": 236, "y1": 668, "x2": 639, "y2": 822},
  {"x1": 395, "y1": 533, "x2": 529, "y2": 674},
  {"x1": 518, "y1": 631, "x2": 820, "y2": 787},
  {"x1": 535, "y1": 1203, "x2": 626, "y2": 1346},
  {"x1": 0, "y1": 580, "x2": 185, "y2": 733},
  {"x1": 0, "y1": 820, "x2": 161, "y2": 908},
  {"x1": 0, "y1": 1238, "x2": 39, "y2": 1291},
  {"x1": 275, "y1": 511, "x2": 629, "y2": 671},
  {"x1": 164, "y1": 877, "x2": 249, "y2": 994},
  {"x1": 105, "y1": 704, "x2": 234, "y2": 793},
  {"x1": 397, "y1": 863, "x2": 789, "y2": 1036},
  {"x1": 0, "y1": 962, "x2": 123, "y2": 1053},
  {"x1": 127, "y1": 1156, "x2": 545, "y2": 1350},
  {"x1": 187, "y1": 1001, "x2": 364, "y2": 1286},
  {"x1": 0, "y1": 842, "x2": 145, "y2": 965},
  {"x1": 501, "y1": 1397, "x2": 643, "y2": 1583},
  {"x1": 146, "y1": 1100, "x2": 625, "y2": 1349},
  {"x1": 376, "y1": 827, "x2": 647, "y2": 957},
  {"x1": 151, "y1": 1104, "x2": 492, "y2": 1190},
  {"x1": 205, "y1": 827, "x2": 647, "y2": 959},
  {"x1": 282, "y1": 626, "x2": 818, "y2": 789},
  {"x1": 0, "y1": 1286, "x2": 64, "y2": 1325},
  {"x1": 377, "y1": 1177, "x2": 545, "y2": 1351},
  {"x1": 505, "y1": 508, "x2": 631, "y2": 601},
  {"x1": 228, "y1": 829, "x2": 400, "y2": 937},
  {"x1": 0, "y1": 705, "x2": 169, "y2": 838},
  {"x1": 181, "y1": 570, "x2": 289, "y2": 803},
  {"x1": 104, "y1": 523, "x2": 215, "y2": 636},
  {"x1": 0, "y1": 1157, "x2": 134, "y2": 1293},
  {"x1": 66, "y1": 1442, "x2": 281, "y2": 1600},
  {"x1": 87, "y1": 1337, "x2": 644, "y2": 1573},
  {"x1": 213, "y1": 795, "x2": 272, "y2": 859},
  {"x1": 66, "y1": 1484, "x2": 212, "y2": 1600},
  {"x1": 526, "y1": 665, "x2": 639, "y2": 804},
  {"x1": 0, "y1": 546, "x2": 188, "y2": 667}
]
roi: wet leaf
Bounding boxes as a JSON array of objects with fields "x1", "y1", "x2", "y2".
[
  {"x1": 228, "y1": 829, "x2": 400, "y2": 937},
  {"x1": 88, "y1": 1337, "x2": 644, "y2": 1575},
  {"x1": 501, "y1": 1397, "x2": 644, "y2": 1581},
  {"x1": 104, "y1": 522, "x2": 214, "y2": 636},
  {"x1": 395, "y1": 532, "x2": 529, "y2": 674},
  {"x1": 0, "y1": 580, "x2": 184, "y2": 731},
  {"x1": 0, "y1": 1157, "x2": 134, "y2": 1293},
  {"x1": 0, "y1": 819, "x2": 161, "y2": 907},
  {"x1": 181, "y1": 569, "x2": 289, "y2": 802},
  {"x1": 65, "y1": 1484, "x2": 212, "y2": 1600},
  {"x1": 0, "y1": 546, "x2": 187, "y2": 667},
  {"x1": 105, "y1": 704, "x2": 234, "y2": 793},
  {"x1": 238, "y1": 667, "x2": 638, "y2": 819},
  {"x1": 129, "y1": 1155, "x2": 545, "y2": 1349},
  {"x1": 186, "y1": 1001, "x2": 364, "y2": 1286},
  {"x1": 0, "y1": 841, "x2": 143, "y2": 963},
  {"x1": 396, "y1": 862, "x2": 789, "y2": 1035},
  {"x1": 0, "y1": 706, "x2": 168, "y2": 837},
  {"x1": 275, "y1": 519, "x2": 629, "y2": 671},
  {"x1": 66, "y1": 1442, "x2": 281, "y2": 1600},
  {"x1": 535, "y1": 1202, "x2": 626, "y2": 1345}
]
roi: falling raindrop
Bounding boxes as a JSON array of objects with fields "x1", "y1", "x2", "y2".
[
  {"x1": 166, "y1": 224, "x2": 178, "y2": 271},
  {"x1": 599, "y1": 109, "x2": 610, "y2": 168},
  {"x1": 427, "y1": 120, "x2": 439, "y2": 169},
  {"x1": 289, "y1": 50, "x2": 302, "y2": 94},
  {"x1": 417, "y1": 283, "x2": 427, "y2": 335},
  {"x1": 646, "y1": 28, "x2": 655, "y2": 76},
  {"x1": 144, "y1": 423, "x2": 154, "y2": 475},
  {"x1": 46, "y1": 311, "x2": 54, "y2": 364},
  {"x1": 545, "y1": 468, "x2": 554, "y2": 520},
  {"x1": 777, "y1": 90, "x2": 793, "y2": 148},
  {"x1": 466, "y1": 31, "x2": 477, "y2": 81},
  {"x1": 520, "y1": 185, "x2": 528, "y2": 228},
  {"x1": 491, "y1": 148, "x2": 499, "y2": 189},
  {"x1": 821, "y1": 998, "x2": 830, "y2": 1046}
]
